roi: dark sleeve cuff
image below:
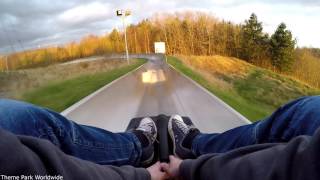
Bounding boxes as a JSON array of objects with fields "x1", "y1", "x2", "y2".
[
  {"x1": 179, "y1": 154, "x2": 217, "y2": 180},
  {"x1": 135, "y1": 168, "x2": 151, "y2": 180},
  {"x1": 180, "y1": 159, "x2": 192, "y2": 179}
]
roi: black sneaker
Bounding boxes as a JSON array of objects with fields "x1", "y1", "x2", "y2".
[
  {"x1": 168, "y1": 115, "x2": 199, "y2": 159},
  {"x1": 133, "y1": 117, "x2": 157, "y2": 166}
]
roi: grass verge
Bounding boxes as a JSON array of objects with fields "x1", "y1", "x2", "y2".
[
  {"x1": 21, "y1": 59, "x2": 146, "y2": 112},
  {"x1": 168, "y1": 56, "x2": 319, "y2": 121}
]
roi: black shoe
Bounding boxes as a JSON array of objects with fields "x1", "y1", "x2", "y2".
[
  {"x1": 133, "y1": 117, "x2": 157, "y2": 166},
  {"x1": 168, "y1": 115, "x2": 199, "y2": 159}
]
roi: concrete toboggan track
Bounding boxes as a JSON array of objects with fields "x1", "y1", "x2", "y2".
[{"x1": 61, "y1": 54, "x2": 250, "y2": 133}]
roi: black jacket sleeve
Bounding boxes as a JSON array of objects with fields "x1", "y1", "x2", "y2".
[
  {"x1": 0, "y1": 128, "x2": 150, "y2": 180},
  {"x1": 180, "y1": 129, "x2": 320, "y2": 180}
]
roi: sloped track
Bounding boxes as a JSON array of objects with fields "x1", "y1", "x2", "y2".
[{"x1": 61, "y1": 54, "x2": 249, "y2": 133}]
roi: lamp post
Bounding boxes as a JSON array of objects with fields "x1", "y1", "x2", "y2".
[
  {"x1": 5, "y1": 55, "x2": 8, "y2": 72},
  {"x1": 116, "y1": 9, "x2": 131, "y2": 65},
  {"x1": 1, "y1": 55, "x2": 9, "y2": 72}
]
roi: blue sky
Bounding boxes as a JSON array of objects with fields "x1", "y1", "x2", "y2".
[{"x1": 0, "y1": 0, "x2": 319, "y2": 53}]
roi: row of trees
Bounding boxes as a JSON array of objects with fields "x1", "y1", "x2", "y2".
[
  {"x1": 0, "y1": 35, "x2": 119, "y2": 70},
  {"x1": 293, "y1": 48, "x2": 320, "y2": 88},
  {"x1": 0, "y1": 12, "x2": 308, "y2": 74},
  {"x1": 240, "y1": 14, "x2": 296, "y2": 72}
]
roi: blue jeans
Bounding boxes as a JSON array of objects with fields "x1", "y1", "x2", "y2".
[
  {"x1": 1, "y1": 96, "x2": 320, "y2": 164},
  {"x1": 0, "y1": 99, "x2": 142, "y2": 166},
  {"x1": 192, "y1": 96, "x2": 320, "y2": 156}
]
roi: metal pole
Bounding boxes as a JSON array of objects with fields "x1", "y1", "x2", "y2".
[{"x1": 122, "y1": 16, "x2": 130, "y2": 65}]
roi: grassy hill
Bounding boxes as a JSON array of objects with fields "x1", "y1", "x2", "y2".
[
  {"x1": 1, "y1": 58, "x2": 146, "y2": 112},
  {"x1": 168, "y1": 56, "x2": 320, "y2": 121}
]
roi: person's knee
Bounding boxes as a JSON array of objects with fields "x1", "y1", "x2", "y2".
[
  {"x1": 303, "y1": 96, "x2": 320, "y2": 104},
  {"x1": 0, "y1": 99, "x2": 40, "y2": 133},
  {"x1": 289, "y1": 96, "x2": 320, "y2": 134},
  {"x1": 281, "y1": 96, "x2": 320, "y2": 112},
  {"x1": 0, "y1": 99, "x2": 36, "y2": 116},
  {"x1": 255, "y1": 96, "x2": 320, "y2": 142},
  {"x1": 0, "y1": 99, "x2": 31, "y2": 116},
  {"x1": 298, "y1": 96, "x2": 320, "y2": 115}
]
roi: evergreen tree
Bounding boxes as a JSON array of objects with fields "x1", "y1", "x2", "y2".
[
  {"x1": 240, "y1": 13, "x2": 269, "y2": 63},
  {"x1": 270, "y1": 23, "x2": 296, "y2": 72}
]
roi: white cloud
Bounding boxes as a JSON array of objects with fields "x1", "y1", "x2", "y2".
[
  {"x1": 190, "y1": 1, "x2": 320, "y2": 47},
  {"x1": 58, "y1": 2, "x2": 112, "y2": 27},
  {"x1": 0, "y1": 0, "x2": 320, "y2": 53}
]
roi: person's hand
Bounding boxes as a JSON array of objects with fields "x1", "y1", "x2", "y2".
[
  {"x1": 161, "y1": 155, "x2": 183, "y2": 179},
  {"x1": 147, "y1": 161, "x2": 169, "y2": 180}
]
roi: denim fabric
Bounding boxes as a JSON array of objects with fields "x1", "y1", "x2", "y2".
[
  {"x1": 192, "y1": 96, "x2": 320, "y2": 156},
  {"x1": 0, "y1": 99, "x2": 142, "y2": 166}
]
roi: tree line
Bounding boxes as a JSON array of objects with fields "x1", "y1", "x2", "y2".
[{"x1": 0, "y1": 11, "x2": 318, "y2": 87}]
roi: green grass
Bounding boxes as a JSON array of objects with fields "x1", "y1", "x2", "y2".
[
  {"x1": 21, "y1": 59, "x2": 146, "y2": 112},
  {"x1": 168, "y1": 56, "x2": 319, "y2": 121}
]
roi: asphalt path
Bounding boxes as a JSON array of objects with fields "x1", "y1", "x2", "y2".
[{"x1": 61, "y1": 54, "x2": 250, "y2": 133}]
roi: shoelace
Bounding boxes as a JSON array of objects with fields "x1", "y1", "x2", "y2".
[
  {"x1": 137, "y1": 122, "x2": 156, "y2": 142},
  {"x1": 137, "y1": 122, "x2": 153, "y2": 132},
  {"x1": 175, "y1": 119, "x2": 190, "y2": 134}
]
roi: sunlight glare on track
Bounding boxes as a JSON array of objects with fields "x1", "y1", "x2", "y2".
[{"x1": 142, "y1": 69, "x2": 166, "y2": 84}]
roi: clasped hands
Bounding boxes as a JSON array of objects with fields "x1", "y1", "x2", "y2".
[{"x1": 147, "y1": 155, "x2": 183, "y2": 180}]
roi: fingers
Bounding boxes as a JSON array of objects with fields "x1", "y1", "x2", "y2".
[
  {"x1": 149, "y1": 157, "x2": 182, "y2": 180},
  {"x1": 154, "y1": 161, "x2": 160, "y2": 167},
  {"x1": 147, "y1": 161, "x2": 170, "y2": 180},
  {"x1": 160, "y1": 162, "x2": 169, "y2": 172},
  {"x1": 169, "y1": 155, "x2": 182, "y2": 162},
  {"x1": 154, "y1": 162, "x2": 163, "y2": 171},
  {"x1": 156, "y1": 162, "x2": 170, "y2": 180},
  {"x1": 160, "y1": 171, "x2": 170, "y2": 180},
  {"x1": 169, "y1": 155, "x2": 176, "y2": 162}
]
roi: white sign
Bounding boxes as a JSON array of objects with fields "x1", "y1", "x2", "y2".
[{"x1": 154, "y1": 42, "x2": 166, "y2": 54}]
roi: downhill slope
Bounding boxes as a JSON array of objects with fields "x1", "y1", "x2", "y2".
[
  {"x1": 62, "y1": 54, "x2": 249, "y2": 133},
  {"x1": 169, "y1": 55, "x2": 320, "y2": 121}
]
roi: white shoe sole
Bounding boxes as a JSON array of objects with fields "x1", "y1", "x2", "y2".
[{"x1": 168, "y1": 115, "x2": 184, "y2": 157}]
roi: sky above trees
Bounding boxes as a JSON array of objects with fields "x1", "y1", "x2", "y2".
[{"x1": 0, "y1": 0, "x2": 319, "y2": 53}]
